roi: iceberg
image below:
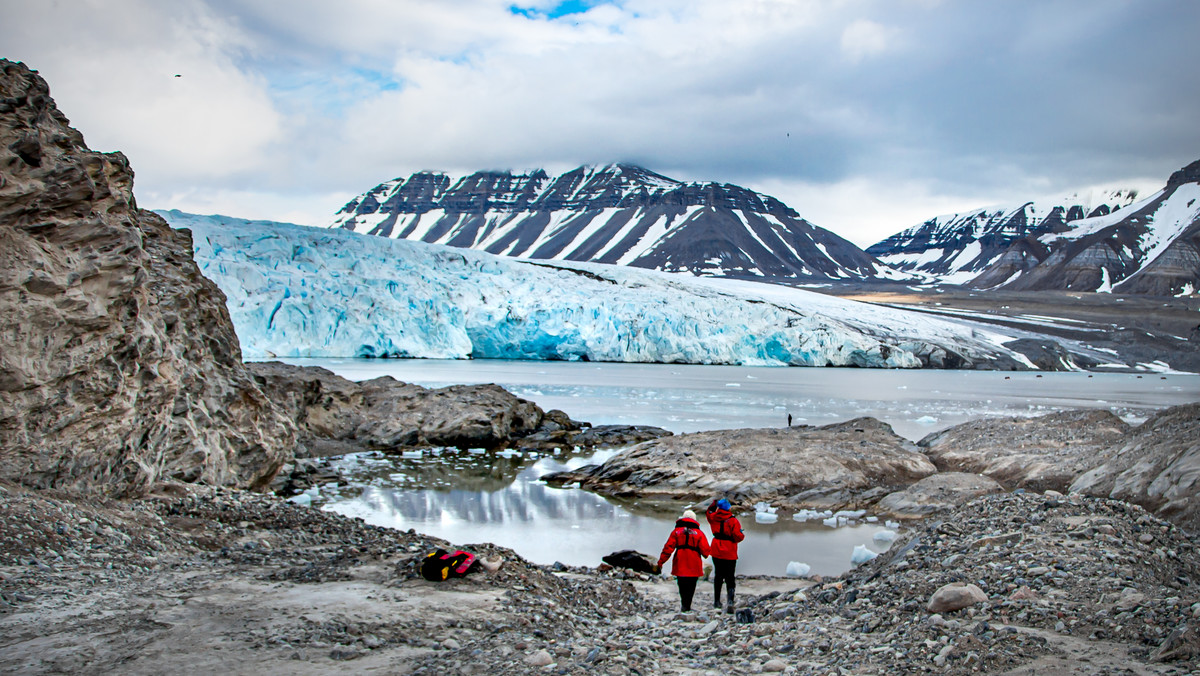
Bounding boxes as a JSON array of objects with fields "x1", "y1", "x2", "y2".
[
  {"x1": 786, "y1": 561, "x2": 811, "y2": 577},
  {"x1": 872, "y1": 529, "x2": 898, "y2": 544},
  {"x1": 851, "y1": 544, "x2": 879, "y2": 566},
  {"x1": 159, "y1": 210, "x2": 1087, "y2": 368}
]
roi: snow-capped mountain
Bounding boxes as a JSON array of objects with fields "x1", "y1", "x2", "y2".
[
  {"x1": 329, "y1": 164, "x2": 909, "y2": 282},
  {"x1": 869, "y1": 159, "x2": 1200, "y2": 295},
  {"x1": 991, "y1": 160, "x2": 1200, "y2": 295},
  {"x1": 867, "y1": 188, "x2": 1141, "y2": 285},
  {"x1": 159, "y1": 210, "x2": 1114, "y2": 370}
]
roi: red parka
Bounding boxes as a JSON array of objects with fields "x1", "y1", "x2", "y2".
[
  {"x1": 706, "y1": 502, "x2": 744, "y2": 560},
  {"x1": 657, "y1": 517, "x2": 710, "y2": 577}
]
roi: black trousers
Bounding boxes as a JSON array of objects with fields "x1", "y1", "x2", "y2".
[
  {"x1": 713, "y1": 557, "x2": 737, "y2": 603},
  {"x1": 676, "y1": 576, "x2": 698, "y2": 611}
]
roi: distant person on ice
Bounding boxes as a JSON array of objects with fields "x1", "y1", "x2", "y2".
[
  {"x1": 655, "y1": 509, "x2": 710, "y2": 612},
  {"x1": 706, "y1": 498, "x2": 745, "y2": 613}
]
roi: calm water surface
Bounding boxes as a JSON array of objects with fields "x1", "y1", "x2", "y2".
[{"x1": 282, "y1": 359, "x2": 1199, "y2": 576}]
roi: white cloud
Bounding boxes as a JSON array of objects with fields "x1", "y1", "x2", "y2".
[
  {"x1": 2, "y1": 1, "x2": 283, "y2": 182},
  {"x1": 2, "y1": 0, "x2": 1197, "y2": 243},
  {"x1": 840, "y1": 19, "x2": 893, "y2": 63}
]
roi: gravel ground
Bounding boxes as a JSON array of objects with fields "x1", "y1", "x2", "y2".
[{"x1": 2, "y1": 480, "x2": 1197, "y2": 675}]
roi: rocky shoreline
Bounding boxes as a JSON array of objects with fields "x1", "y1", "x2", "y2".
[
  {"x1": 543, "y1": 404, "x2": 1200, "y2": 534},
  {"x1": 3, "y1": 475, "x2": 1198, "y2": 674}
]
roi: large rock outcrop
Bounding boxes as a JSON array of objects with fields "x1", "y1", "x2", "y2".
[
  {"x1": 246, "y1": 361, "x2": 548, "y2": 455},
  {"x1": 0, "y1": 60, "x2": 295, "y2": 496},
  {"x1": 1070, "y1": 402, "x2": 1200, "y2": 533},
  {"x1": 542, "y1": 417, "x2": 937, "y2": 510},
  {"x1": 918, "y1": 410, "x2": 1130, "y2": 492}
]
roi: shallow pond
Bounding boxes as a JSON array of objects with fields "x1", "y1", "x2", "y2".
[{"x1": 283, "y1": 359, "x2": 1199, "y2": 576}]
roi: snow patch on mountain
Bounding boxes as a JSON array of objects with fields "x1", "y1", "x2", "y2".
[{"x1": 328, "y1": 164, "x2": 911, "y2": 283}]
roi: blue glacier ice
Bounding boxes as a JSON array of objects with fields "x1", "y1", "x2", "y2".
[{"x1": 159, "y1": 210, "x2": 1071, "y2": 368}]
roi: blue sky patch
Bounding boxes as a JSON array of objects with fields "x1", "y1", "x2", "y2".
[{"x1": 510, "y1": 1, "x2": 608, "y2": 20}]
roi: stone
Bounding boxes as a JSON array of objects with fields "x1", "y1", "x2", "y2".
[
  {"x1": 1008, "y1": 586, "x2": 1038, "y2": 601},
  {"x1": 919, "y1": 410, "x2": 1129, "y2": 493},
  {"x1": 525, "y1": 649, "x2": 553, "y2": 666},
  {"x1": 1070, "y1": 403, "x2": 1200, "y2": 533},
  {"x1": 0, "y1": 59, "x2": 294, "y2": 497},
  {"x1": 248, "y1": 361, "x2": 545, "y2": 458},
  {"x1": 927, "y1": 583, "x2": 988, "y2": 613},
  {"x1": 762, "y1": 658, "x2": 787, "y2": 672},
  {"x1": 1115, "y1": 589, "x2": 1146, "y2": 612},
  {"x1": 876, "y1": 472, "x2": 1004, "y2": 519},
  {"x1": 541, "y1": 418, "x2": 935, "y2": 509}
]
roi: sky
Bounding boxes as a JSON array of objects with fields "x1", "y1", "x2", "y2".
[{"x1": 2, "y1": 0, "x2": 1198, "y2": 247}]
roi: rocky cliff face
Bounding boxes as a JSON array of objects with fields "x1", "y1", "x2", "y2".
[
  {"x1": 0, "y1": 60, "x2": 295, "y2": 496},
  {"x1": 330, "y1": 164, "x2": 905, "y2": 283}
]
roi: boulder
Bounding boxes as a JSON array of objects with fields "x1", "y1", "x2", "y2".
[
  {"x1": 919, "y1": 409, "x2": 1129, "y2": 492},
  {"x1": 247, "y1": 361, "x2": 545, "y2": 455},
  {"x1": 927, "y1": 582, "x2": 988, "y2": 613},
  {"x1": 0, "y1": 60, "x2": 294, "y2": 496},
  {"x1": 515, "y1": 423, "x2": 672, "y2": 452},
  {"x1": 1070, "y1": 402, "x2": 1200, "y2": 534},
  {"x1": 875, "y1": 472, "x2": 1004, "y2": 519},
  {"x1": 543, "y1": 417, "x2": 936, "y2": 510}
]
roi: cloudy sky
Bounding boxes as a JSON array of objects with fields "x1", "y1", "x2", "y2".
[{"x1": 3, "y1": 0, "x2": 1198, "y2": 246}]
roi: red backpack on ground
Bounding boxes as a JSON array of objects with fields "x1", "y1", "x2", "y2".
[{"x1": 420, "y1": 549, "x2": 477, "y2": 581}]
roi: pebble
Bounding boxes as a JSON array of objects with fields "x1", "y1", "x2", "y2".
[{"x1": 524, "y1": 649, "x2": 553, "y2": 666}]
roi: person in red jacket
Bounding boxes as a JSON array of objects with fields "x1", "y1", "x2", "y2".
[
  {"x1": 655, "y1": 509, "x2": 711, "y2": 612},
  {"x1": 706, "y1": 498, "x2": 745, "y2": 613}
]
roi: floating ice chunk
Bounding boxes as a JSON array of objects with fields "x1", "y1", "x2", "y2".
[
  {"x1": 851, "y1": 545, "x2": 879, "y2": 566},
  {"x1": 401, "y1": 450, "x2": 423, "y2": 459},
  {"x1": 873, "y1": 529, "x2": 897, "y2": 544},
  {"x1": 288, "y1": 493, "x2": 313, "y2": 506},
  {"x1": 754, "y1": 500, "x2": 778, "y2": 523},
  {"x1": 834, "y1": 509, "x2": 866, "y2": 520},
  {"x1": 792, "y1": 508, "x2": 832, "y2": 522},
  {"x1": 822, "y1": 516, "x2": 841, "y2": 528},
  {"x1": 865, "y1": 516, "x2": 879, "y2": 523},
  {"x1": 885, "y1": 520, "x2": 900, "y2": 530},
  {"x1": 915, "y1": 415, "x2": 938, "y2": 425},
  {"x1": 786, "y1": 561, "x2": 811, "y2": 577}
]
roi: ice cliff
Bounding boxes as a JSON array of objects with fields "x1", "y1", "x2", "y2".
[{"x1": 161, "y1": 211, "x2": 1098, "y2": 370}]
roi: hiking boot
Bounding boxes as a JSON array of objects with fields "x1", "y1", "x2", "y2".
[
  {"x1": 713, "y1": 598, "x2": 722, "y2": 609},
  {"x1": 724, "y1": 603, "x2": 734, "y2": 614}
]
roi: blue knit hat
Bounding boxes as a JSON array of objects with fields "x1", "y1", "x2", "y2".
[{"x1": 717, "y1": 499, "x2": 731, "y2": 511}]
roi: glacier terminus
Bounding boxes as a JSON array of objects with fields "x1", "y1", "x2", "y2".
[{"x1": 162, "y1": 211, "x2": 1122, "y2": 370}]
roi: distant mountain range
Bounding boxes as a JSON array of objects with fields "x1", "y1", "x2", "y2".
[
  {"x1": 868, "y1": 160, "x2": 1200, "y2": 296},
  {"x1": 328, "y1": 160, "x2": 1200, "y2": 296},
  {"x1": 328, "y1": 164, "x2": 910, "y2": 283}
]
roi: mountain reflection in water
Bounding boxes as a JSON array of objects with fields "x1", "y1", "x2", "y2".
[{"x1": 319, "y1": 447, "x2": 893, "y2": 576}]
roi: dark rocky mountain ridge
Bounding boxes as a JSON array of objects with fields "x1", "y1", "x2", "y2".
[
  {"x1": 330, "y1": 164, "x2": 908, "y2": 282},
  {"x1": 870, "y1": 161, "x2": 1200, "y2": 296}
]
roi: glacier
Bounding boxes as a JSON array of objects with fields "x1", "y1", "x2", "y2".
[{"x1": 159, "y1": 210, "x2": 1102, "y2": 369}]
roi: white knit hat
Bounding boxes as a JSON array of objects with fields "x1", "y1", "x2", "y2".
[{"x1": 683, "y1": 509, "x2": 697, "y2": 521}]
